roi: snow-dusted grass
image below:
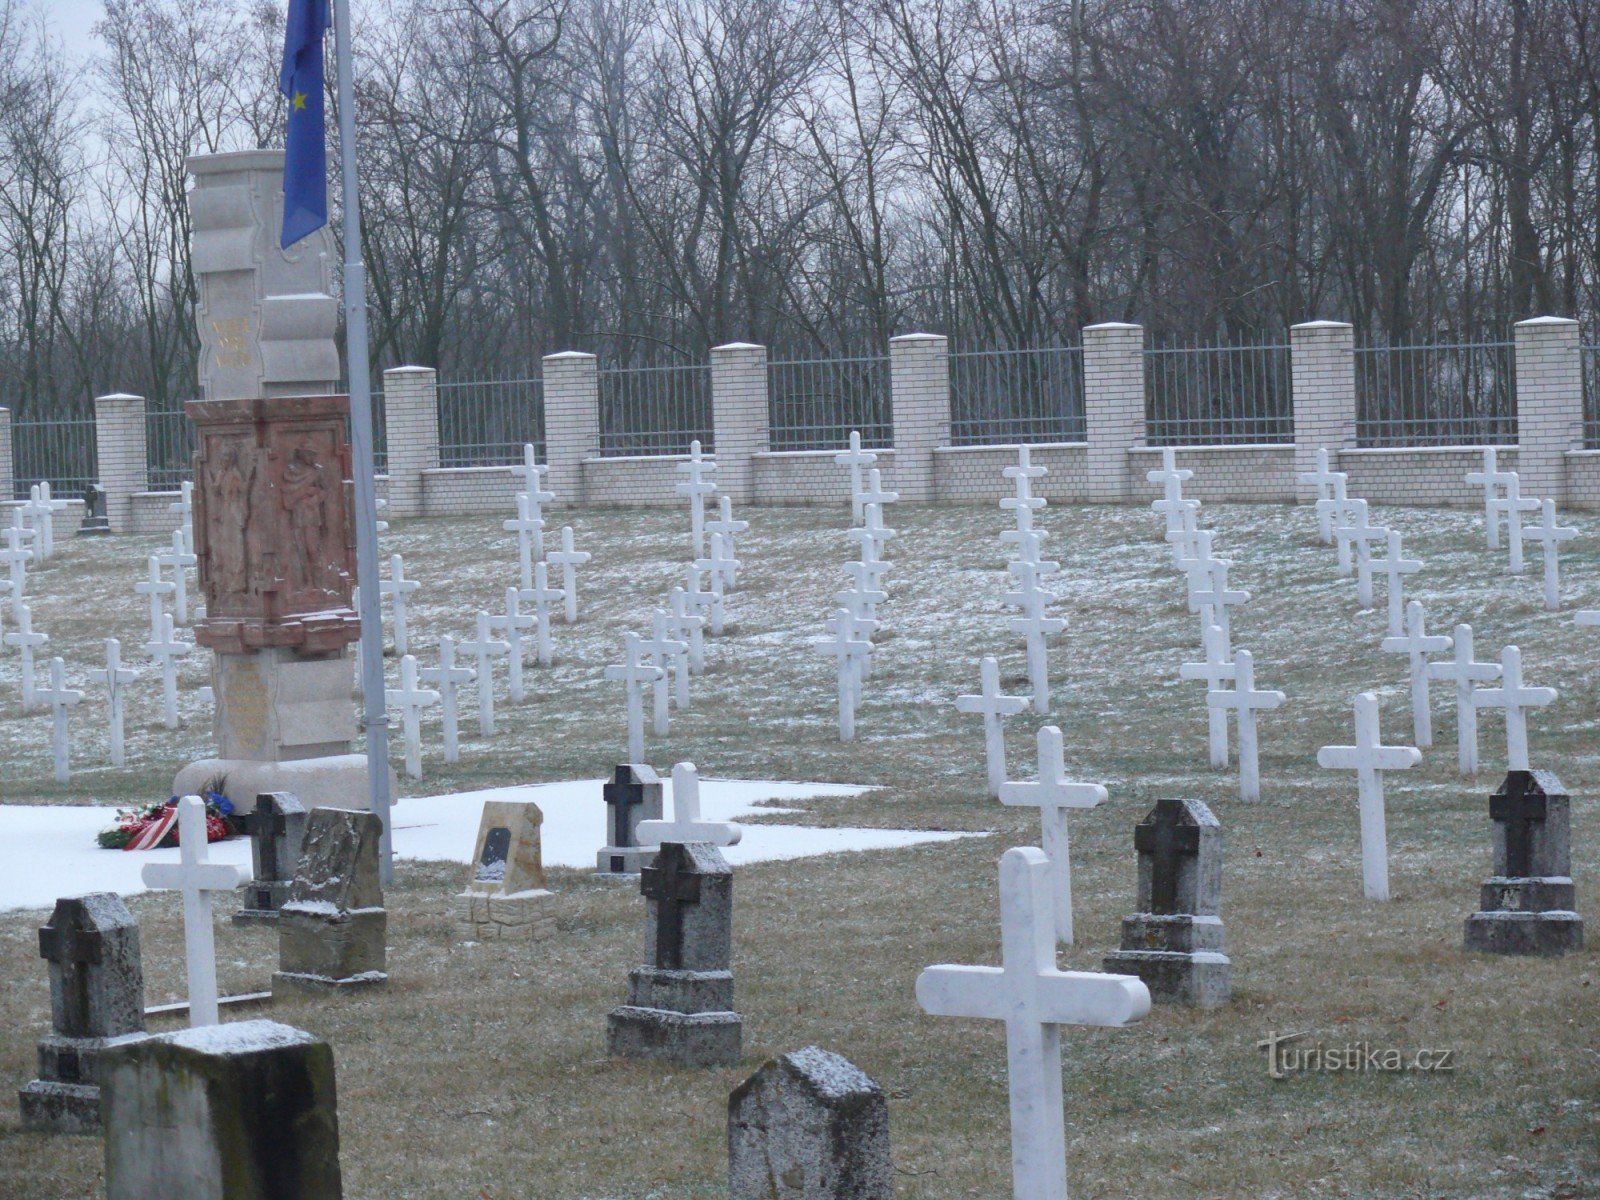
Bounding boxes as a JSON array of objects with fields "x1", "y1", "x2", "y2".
[{"x1": 1, "y1": 498, "x2": 1598, "y2": 1197}]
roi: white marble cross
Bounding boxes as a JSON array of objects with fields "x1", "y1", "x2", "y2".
[
  {"x1": 1297, "y1": 447, "x2": 1346, "y2": 543},
  {"x1": 0, "y1": 524, "x2": 31, "y2": 612},
  {"x1": 168, "y1": 480, "x2": 195, "y2": 556},
  {"x1": 545, "y1": 526, "x2": 590, "y2": 623},
  {"x1": 636, "y1": 760, "x2": 743, "y2": 848},
  {"x1": 88, "y1": 637, "x2": 139, "y2": 767},
  {"x1": 22, "y1": 486, "x2": 49, "y2": 561},
  {"x1": 1330, "y1": 495, "x2": 1377, "y2": 581},
  {"x1": 140, "y1": 796, "x2": 245, "y2": 1027},
  {"x1": 1173, "y1": 526, "x2": 1215, "y2": 585},
  {"x1": 4, "y1": 601, "x2": 48, "y2": 710},
  {"x1": 144, "y1": 612, "x2": 190, "y2": 730},
  {"x1": 841, "y1": 556, "x2": 889, "y2": 609},
  {"x1": 1490, "y1": 473, "x2": 1540, "y2": 574},
  {"x1": 521, "y1": 560, "x2": 565, "y2": 666},
  {"x1": 857, "y1": 466, "x2": 898, "y2": 514},
  {"x1": 1522, "y1": 499, "x2": 1577, "y2": 611},
  {"x1": 706, "y1": 529, "x2": 742, "y2": 592},
  {"x1": 1180, "y1": 622, "x2": 1236, "y2": 767},
  {"x1": 510, "y1": 442, "x2": 550, "y2": 500},
  {"x1": 418, "y1": 635, "x2": 476, "y2": 764},
  {"x1": 1008, "y1": 607, "x2": 1066, "y2": 716},
  {"x1": 1146, "y1": 446, "x2": 1192, "y2": 505},
  {"x1": 154, "y1": 528, "x2": 197, "y2": 626},
  {"x1": 676, "y1": 439, "x2": 718, "y2": 559},
  {"x1": 1465, "y1": 447, "x2": 1515, "y2": 550},
  {"x1": 957, "y1": 656, "x2": 1030, "y2": 798},
  {"x1": 998, "y1": 726, "x2": 1107, "y2": 945},
  {"x1": 1380, "y1": 600, "x2": 1451, "y2": 748},
  {"x1": 845, "y1": 518, "x2": 893, "y2": 568},
  {"x1": 834, "y1": 431, "x2": 878, "y2": 524},
  {"x1": 35, "y1": 656, "x2": 83, "y2": 783},
  {"x1": 1474, "y1": 645, "x2": 1556, "y2": 772},
  {"x1": 135, "y1": 554, "x2": 175, "y2": 645},
  {"x1": 489, "y1": 586, "x2": 535, "y2": 702},
  {"x1": 380, "y1": 553, "x2": 420, "y2": 656},
  {"x1": 1159, "y1": 497, "x2": 1203, "y2": 568},
  {"x1": 1339, "y1": 500, "x2": 1389, "y2": 604},
  {"x1": 815, "y1": 609, "x2": 872, "y2": 740},
  {"x1": 1375, "y1": 529, "x2": 1422, "y2": 638},
  {"x1": 824, "y1": 604, "x2": 877, "y2": 700},
  {"x1": 666, "y1": 586, "x2": 707, "y2": 673},
  {"x1": 1189, "y1": 558, "x2": 1249, "y2": 647},
  {"x1": 36, "y1": 483, "x2": 68, "y2": 559},
  {"x1": 642, "y1": 610, "x2": 689, "y2": 723},
  {"x1": 685, "y1": 561, "x2": 726, "y2": 636},
  {"x1": 605, "y1": 632, "x2": 665, "y2": 762},
  {"x1": 834, "y1": 580, "x2": 887, "y2": 633},
  {"x1": 1207, "y1": 649, "x2": 1284, "y2": 801},
  {"x1": 504, "y1": 492, "x2": 546, "y2": 593},
  {"x1": 459, "y1": 611, "x2": 510, "y2": 736},
  {"x1": 1001, "y1": 452, "x2": 1047, "y2": 534},
  {"x1": 705, "y1": 497, "x2": 749, "y2": 586},
  {"x1": 1315, "y1": 474, "x2": 1352, "y2": 560},
  {"x1": 916, "y1": 846, "x2": 1150, "y2": 1200},
  {"x1": 385, "y1": 653, "x2": 440, "y2": 779},
  {"x1": 1426, "y1": 623, "x2": 1500, "y2": 775},
  {"x1": 1004, "y1": 528, "x2": 1059, "y2": 578},
  {"x1": 1317, "y1": 692, "x2": 1420, "y2": 901}
]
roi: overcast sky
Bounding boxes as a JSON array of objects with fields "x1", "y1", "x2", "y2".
[{"x1": 41, "y1": 0, "x2": 103, "y2": 66}]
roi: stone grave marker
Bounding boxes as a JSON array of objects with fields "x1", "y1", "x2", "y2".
[
  {"x1": 666, "y1": 585, "x2": 707, "y2": 673},
  {"x1": 504, "y1": 491, "x2": 546, "y2": 592},
  {"x1": 459, "y1": 610, "x2": 510, "y2": 736},
  {"x1": 546, "y1": 525, "x2": 590, "y2": 623},
  {"x1": 273, "y1": 807, "x2": 387, "y2": 995},
  {"x1": 1465, "y1": 447, "x2": 1514, "y2": 549},
  {"x1": 1426, "y1": 622, "x2": 1500, "y2": 775},
  {"x1": 686, "y1": 559, "x2": 728, "y2": 635},
  {"x1": 598, "y1": 763, "x2": 665, "y2": 876},
  {"x1": 706, "y1": 496, "x2": 749, "y2": 586},
  {"x1": 1464, "y1": 769, "x2": 1584, "y2": 956},
  {"x1": 524, "y1": 560, "x2": 564, "y2": 667},
  {"x1": 379, "y1": 552, "x2": 419, "y2": 655},
  {"x1": 88, "y1": 638, "x2": 139, "y2": 768},
  {"x1": 676, "y1": 439, "x2": 718, "y2": 559},
  {"x1": 158, "y1": 528, "x2": 197, "y2": 626},
  {"x1": 454, "y1": 800, "x2": 554, "y2": 942},
  {"x1": 1489, "y1": 471, "x2": 1540, "y2": 574},
  {"x1": 1474, "y1": 645, "x2": 1557, "y2": 772},
  {"x1": 1380, "y1": 600, "x2": 1451, "y2": 747},
  {"x1": 144, "y1": 611, "x2": 191, "y2": 730},
  {"x1": 1179, "y1": 622, "x2": 1235, "y2": 767},
  {"x1": 418, "y1": 634, "x2": 475, "y2": 764},
  {"x1": 606, "y1": 632, "x2": 664, "y2": 762},
  {"x1": 1317, "y1": 693, "x2": 1419, "y2": 901},
  {"x1": 134, "y1": 554, "x2": 175, "y2": 644},
  {"x1": 814, "y1": 609, "x2": 872, "y2": 741},
  {"x1": 637, "y1": 761, "x2": 743, "y2": 848},
  {"x1": 833, "y1": 431, "x2": 877, "y2": 524},
  {"x1": 1376, "y1": 529, "x2": 1421, "y2": 638},
  {"x1": 1315, "y1": 474, "x2": 1351, "y2": 564},
  {"x1": 956, "y1": 655, "x2": 1029, "y2": 797},
  {"x1": 168, "y1": 479, "x2": 194, "y2": 555},
  {"x1": 1523, "y1": 499, "x2": 1577, "y2": 611},
  {"x1": 1207, "y1": 649, "x2": 1284, "y2": 802},
  {"x1": 489, "y1": 585, "x2": 535, "y2": 702},
  {"x1": 6, "y1": 599, "x2": 48, "y2": 710},
  {"x1": 234, "y1": 792, "x2": 309, "y2": 925},
  {"x1": 37, "y1": 656, "x2": 84, "y2": 783},
  {"x1": 1297, "y1": 447, "x2": 1345, "y2": 543},
  {"x1": 385, "y1": 653, "x2": 440, "y2": 779}
]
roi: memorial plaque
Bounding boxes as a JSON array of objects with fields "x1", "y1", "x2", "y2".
[{"x1": 475, "y1": 827, "x2": 513, "y2": 884}]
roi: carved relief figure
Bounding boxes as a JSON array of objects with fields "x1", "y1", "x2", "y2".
[
  {"x1": 281, "y1": 441, "x2": 331, "y2": 597},
  {"x1": 206, "y1": 443, "x2": 256, "y2": 602}
]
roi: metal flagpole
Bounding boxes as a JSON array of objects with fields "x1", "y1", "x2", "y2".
[{"x1": 331, "y1": 0, "x2": 394, "y2": 882}]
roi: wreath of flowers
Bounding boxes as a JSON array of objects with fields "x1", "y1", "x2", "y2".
[{"x1": 97, "y1": 779, "x2": 236, "y2": 850}]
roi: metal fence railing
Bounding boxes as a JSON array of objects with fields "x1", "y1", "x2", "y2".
[
  {"x1": 598, "y1": 363, "x2": 712, "y2": 457},
  {"x1": 1356, "y1": 341, "x2": 1516, "y2": 447},
  {"x1": 1145, "y1": 342, "x2": 1294, "y2": 445},
  {"x1": 437, "y1": 378, "x2": 539, "y2": 467},
  {"x1": 1584, "y1": 344, "x2": 1599, "y2": 448},
  {"x1": 768, "y1": 355, "x2": 892, "y2": 451},
  {"x1": 949, "y1": 346, "x2": 1086, "y2": 445},
  {"x1": 10, "y1": 417, "x2": 97, "y2": 499},
  {"x1": 147, "y1": 400, "x2": 196, "y2": 492}
]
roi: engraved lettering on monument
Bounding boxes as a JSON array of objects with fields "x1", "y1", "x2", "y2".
[{"x1": 476, "y1": 827, "x2": 512, "y2": 884}]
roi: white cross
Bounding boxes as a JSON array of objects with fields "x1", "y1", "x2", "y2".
[
  {"x1": 1009, "y1": 608, "x2": 1066, "y2": 716},
  {"x1": 916, "y1": 846, "x2": 1150, "y2": 1200},
  {"x1": 685, "y1": 561, "x2": 726, "y2": 636},
  {"x1": 1338, "y1": 500, "x2": 1389, "y2": 604},
  {"x1": 144, "y1": 611, "x2": 190, "y2": 730},
  {"x1": 134, "y1": 554, "x2": 175, "y2": 645},
  {"x1": 1374, "y1": 529, "x2": 1421, "y2": 638},
  {"x1": 1297, "y1": 447, "x2": 1346, "y2": 542},
  {"x1": 0, "y1": 524, "x2": 30, "y2": 613},
  {"x1": 1522, "y1": 499, "x2": 1577, "y2": 611},
  {"x1": 1380, "y1": 600, "x2": 1451, "y2": 748},
  {"x1": 857, "y1": 466, "x2": 898, "y2": 514},
  {"x1": 605, "y1": 632, "x2": 664, "y2": 762},
  {"x1": 1474, "y1": 645, "x2": 1556, "y2": 772},
  {"x1": 380, "y1": 553, "x2": 420, "y2": 656},
  {"x1": 385, "y1": 653, "x2": 440, "y2": 779},
  {"x1": 1317, "y1": 692, "x2": 1420, "y2": 901},
  {"x1": 459, "y1": 611, "x2": 510, "y2": 736},
  {"x1": 503, "y1": 492, "x2": 546, "y2": 593},
  {"x1": 841, "y1": 557, "x2": 889, "y2": 608},
  {"x1": 4, "y1": 601, "x2": 48, "y2": 710},
  {"x1": 845, "y1": 518, "x2": 893, "y2": 566},
  {"x1": 1315, "y1": 474, "x2": 1351, "y2": 556},
  {"x1": 824, "y1": 605, "x2": 877, "y2": 701},
  {"x1": 834, "y1": 431, "x2": 878, "y2": 524},
  {"x1": 1489, "y1": 473, "x2": 1540, "y2": 574},
  {"x1": 814, "y1": 609, "x2": 872, "y2": 740},
  {"x1": 665, "y1": 586, "x2": 707, "y2": 674},
  {"x1": 1158, "y1": 498, "x2": 1202, "y2": 568},
  {"x1": 489, "y1": 586, "x2": 535, "y2": 702},
  {"x1": 1146, "y1": 446, "x2": 1192, "y2": 505},
  {"x1": 1001, "y1": 478, "x2": 1046, "y2": 535},
  {"x1": 705, "y1": 496, "x2": 748, "y2": 586},
  {"x1": 1180, "y1": 622, "x2": 1236, "y2": 767},
  {"x1": 88, "y1": 637, "x2": 139, "y2": 767},
  {"x1": 834, "y1": 581, "x2": 887, "y2": 634},
  {"x1": 636, "y1": 760, "x2": 743, "y2": 848},
  {"x1": 956, "y1": 656, "x2": 1029, "y2": 798},
  {"x1": 998, "y1": 726, "x2": 1107, "y2": 945},
  {"x1": 1207, "y1": 649, "x2": 1283, "y2": 801},
  {"x1": 36, "y1": 483, "x2": 68, "y2": 558},
  {"x1": 418, "y1": 635, "x2": 476, "y2": 764},
  {"x1": 520, "y1": 560, "x2": 565, "y2": 666},
  {"x1": 511, "y1": 444, "x2": 554, "y2": 510},
  {"x1": 373, "y1": 495, "x2": 389, "y2": 534},
  {"x1": 168, "y1": 480, "x2": 195, "y2": 556},
  {"x1": 707, "y1": 529, "x2": 742, "y2": 592},
  {"x1": 675, "y1": 439, "x2": 718, "y2": 559},
  {"x1": 640, "y1": 610, "x2": 688, "y2": 727},
  {"x1": 35, "y1": 656, "x2": 83, "y2": 783},
  {"x1": 141, "y1": 796, "x2": 246, "y2": 1027},
  {"x1": 22, "y1": 486, "x2": 49, "y2": 561},
  {"x1": 1426, "y1": 623, "x2": 1500, "y2": 775},
  {"x1": 1002, "y1": 560, "x2": 1057, "y2": 620},
  {"x1": 1173, "y1": 526, "x2": 1215, "y2": 583},
  {"x1": 1465, "y1": 447, "x2": 1515, "y2": 550},
  {"x1": 1189, "y1": 558, "x2": 1249, "y2": 647},
  {"x1": 545, "y1": 526, "x2": 590, "y2": 623},
  {"x1": 157, "y1": 528, "x2": 198, "y2": 626},
  {"x1": 1004, "y1": 528, "x2": 1059, "y2": 577},
  {"x1": 1329, "y1": 494, "x2": 1372, "y2": 579}
]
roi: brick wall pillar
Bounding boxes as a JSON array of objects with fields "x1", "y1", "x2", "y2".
[
  {"x1": 94, "y1": 392, "x2": 148, "y2": 533},
  {"x1": 710, "y1": 342, "x2": 768, "y2": 504},
  {"x1": 380, "y1": 366, "x2": 439, "y2": 518},
  {"x1": 1291, "y1": 320, "x2": 1357, "y2": 502},
  {"x1": 0, "y1": 407, "x2": 11, "y2": 501},
  {"x1": 1082, "y1": 322, "x2": 1146, "y2": 502},
  {"x1": 543, "y1": 351, "x2": 599, "y2": 505},
  {"x1": 889, "y1": 333, "x2": 950, "y2": 502},
  {"x1": 1514, "y1": 316, "x2": 1583, "y2": 502}
]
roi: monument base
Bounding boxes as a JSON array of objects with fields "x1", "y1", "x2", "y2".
[
  {"x1": 606, "y1": 1006, "x2": 742, "y2": 1068},
  {"x1": 174, "y1": 754, "x2": 393, "y2": 814},
  {"x1": 1463, "y1": 910, "x2": 1584, "y2": 957},
  {"x1": 18, "y1": 1080, "x2": 101, "y2": 1134},
  {"x1": 272, "y1": 970, "x2": 389, "y2": 997},
  {"x1": 596, "y1": 845, "x2": 656, "y2": 877},
  {"x1": 453, "y1": 889, "x2": 556, "y2": 942},
  {"x1": 1102, "y1": 949, "x2": 1232, "y2": 1007}
]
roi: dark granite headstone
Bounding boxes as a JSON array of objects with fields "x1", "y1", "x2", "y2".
[
  {"x1": 597, "y1": 763, "x2": 664, "y2": 876},
  {"x1": 18, "y1": 893, "x2": 148, "y2": 1133},
  {"x1": 77, "y1": 484, "x2": 110, "y2": 536},
  {"x1": 1465, "y1": 770, "x2": 1583, "y2": 956},
  {"x1": 234, "y1": 792, "x2": 309, "y2": 925},
  {"x1": 272, "y1": 808, "x2": 387, "y2": 996},
  {"x1": 1103, "y1": 798, "x2": 1231, "y2": 1007}
]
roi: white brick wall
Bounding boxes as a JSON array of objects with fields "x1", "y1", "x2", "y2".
[
  {"x1": 1291, "y1": 320, "x2": 1356, "y2": 501},
  {"x1": 934, "y1": 444, "x2": 1091, "y2": 502},
  {"x1": 1565, "y1": 451, "x2": 1600, "y2": 509},
  {"x1": 94, "y1": 392, "x2": 148, "y2": 533},
  {"x1": 754, "y1": 449, "x2": 899, "y2": 505},
  {"x1": 1127, "y1": 445, "x2": 1296, "y2": 502},
  {"x1": 583, "y1": 454, "x2": 689, "y2": 506},
  {"x1": 1337, "y1": 447, "x2": 1517, "y2": 507},
  {"x1": 544, "y1": 352, "x2": 599, "y2": 505},
  {"x1": 1514, "y1": 317, "x2": 1582, "y2": 502},
  {"x1": 383, "y1": 365, "x2": 440, "y2": 517},
  {"x1": 889, "y1": 334, "x2": 950, "y2": 502},
  {"x1": 711, "y1": 343, "x2": 767, "y2": 504},
  {"x1": 1083, "y1": 323, "x2": 1145, "y2": 501},
  {"x1": 0, "y1": 408, "x2": 11, "y2": 500}
]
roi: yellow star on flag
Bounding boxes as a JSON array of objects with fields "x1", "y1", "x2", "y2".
[{"x1": 292, "y1": 90, "x2": 307, "y2": 112}]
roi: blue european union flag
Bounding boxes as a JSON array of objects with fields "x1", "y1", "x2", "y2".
[{"x1": 280, "y1": 0, "x2": 331, "y2": 249}]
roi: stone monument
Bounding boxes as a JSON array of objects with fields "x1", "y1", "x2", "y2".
[
  {"x1": 597, "y1": 763, "x2": 665, "y2": 876},
  {"x1": 454, "y1": 800, "x2": 556, "y2": 942},
  {"x1": 1103, "y1": 797, "x2": 1231, "y2": 1007},
  {"x1": 18, "y1": 893, "x2": 148, "y2": 1134},
  {"x1": 1464, "y1": 770, "x2": 1584, "y2": 956},
  {"x1": 273, "y1": 808, "x2": 388, "y2": 995},
  {"x1": 607, "y1": 841, "x2": 742, "y2": 1068},
  {"x1": 101, "y1": 1019, "x2": 343, "y2": 1200},
  {"x1": 728, "y1": 1046, "x2": 893, "y2": 1200},
  {"x1": 234, "y1": 791, "x2": 309, "y2": 925}
]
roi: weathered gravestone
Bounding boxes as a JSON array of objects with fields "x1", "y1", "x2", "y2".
[
  {"x1": 728, "y1": 1045, "x2": 892, "y2": 1200},
  {"x1": 234, "y1": 792, "x2": 309, "y2": 925},
  {"x1": 1103, "y1": 798, "x2": 1231, "y2": 1007},
  {"x1": 18, "y1": 894, "x2": 148, "y2": 1134},
  {"x1": 1464, "y1": 770, "x2": 1584, "y2": 956},
  {"x1": 454, "y1": 800, "x2": 555, "y2": 941},
  {"x1": 272, "y1": 808, "x2": 387, "y2": 995},
  {"x1": 101, "y1": 1019, "x2": 342, "y2": 1200},
  {"x1": 607, "y1": 841, "x2": 742, "y2": 1068},
  {"x1": 598, "y1": 763, "x2": 665, "y2": 876}
]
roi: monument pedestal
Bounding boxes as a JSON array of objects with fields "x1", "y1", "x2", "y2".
[
  {"x1": 1464, "y1": 770, "x2": 1584, "y2": 958},
  {"x1": 607, "y1": 964, "x2": 742, "y2": 1067},
  {"x1": 175, "y1": 753, "x2": 391, "y2": 816},
  {"x1": 453, "y1": 889, "x2": 555, "y2": 942},
  {"x1": 1103, "y1": 915, "x2": 1231, "y2": 1008},
  {"x1": 19, "y1": 1032, "x2": 149, "y2": 1134}
]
